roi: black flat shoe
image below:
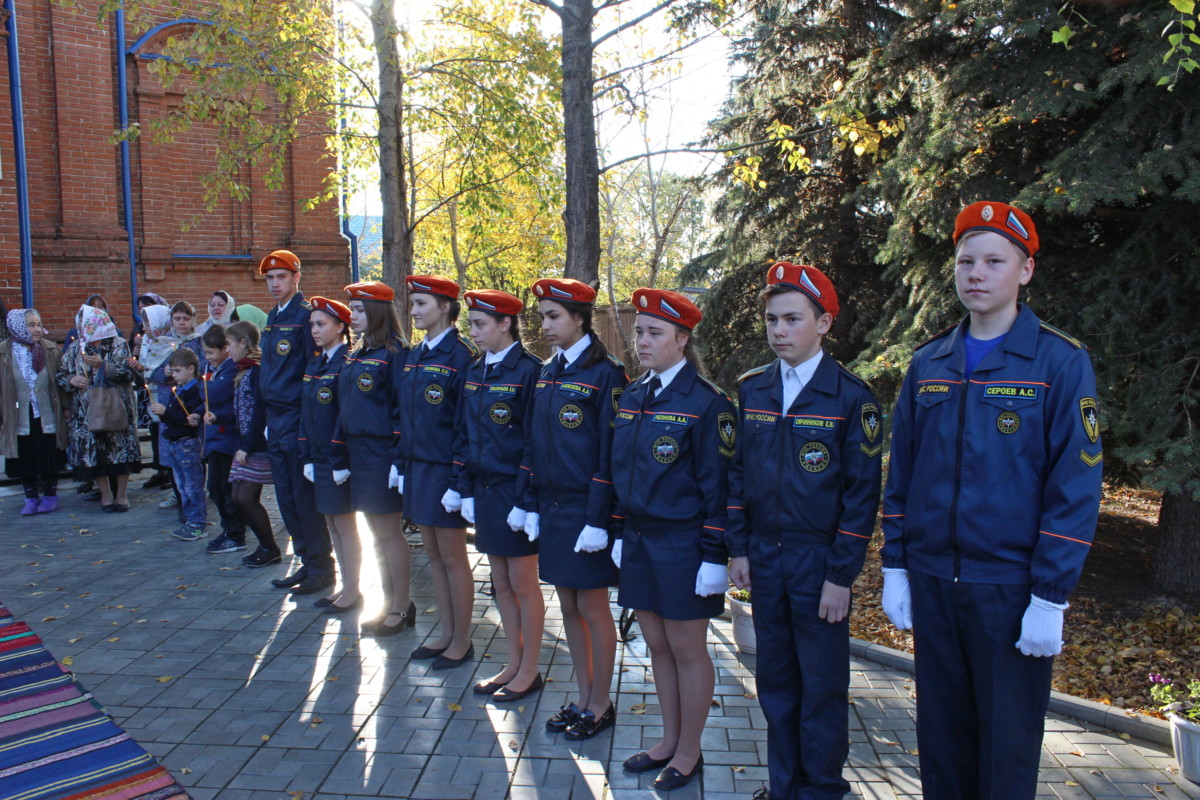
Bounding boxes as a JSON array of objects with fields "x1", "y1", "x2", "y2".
[
  {"x1": 114, "y1": 503, "x2": 130, "y2": 513},
  {"x1": 473, "y1": 677, "x2": 509, "y2": 695},
  {"x1": 431, "y1": 644, "x2": 475, "y2": 670},
  {"x1": 653, "y1": 756, "x2": 704, "y2": 790},
  {"x1": 564, "y1": 704, "x2": 616, "y2": 740},
  {"x1": 271, "y1": 571, "x2": 307, "y2": 588},
  {"x1": 324, "y1": 596, "x2": 362, "y2": 615},
  {"x1": 313, "y1": 597, "x2": 336, "y2": 608},
  {"x1": 545, "y1": 702, "x2": 581, "y2": 733},
  {"x1": 492, "y1": 674, "x2": 543, "y2": 703},
  {"x1": 100, "y1": 503, "x2": 116, "y2": 513},
  {"x1": 623, "y1": 751, "x2": 674, "y2": 773},
  {"x1": 363, "y1": 601, "x2": 416, "y2": 636}
]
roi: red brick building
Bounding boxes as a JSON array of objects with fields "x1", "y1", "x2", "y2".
[{"x1": 0, "y1": 1, "x2": 349, "y2": 337}]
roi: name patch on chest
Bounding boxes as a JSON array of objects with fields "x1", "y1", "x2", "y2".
[
  {"x1": 559, "y1": 382, "x2": 594, "y2": 398},
  {"x1": 422, "y1": 365, "x2": 451, "y2": 377},
  {"x1": 651, "y1": 412, "x2": 692, "y2": 426},
  {"x1": 488, "y1": 384, "x2": 518, "y2": 396},
  {"x1": 984, "y1": 385, "x2": 1039, "y2": 399},
  {"x1": 793, "y1": 416, "x2": 836, "y2": 430}
]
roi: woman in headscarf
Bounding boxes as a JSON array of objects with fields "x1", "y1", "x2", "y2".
[
  {"x1": 196, "y1": 291, "x2": 236, "y2": 336},
  {"x1": 56, "y1": 305, "x2": 142, "y2": 511},
  {"x1": 64, "y1": 294, "x2": 122, "y2": 352},
  {"x1": 128, "y1": 294, "x2": 171, "y2": 489},
  {"x1": 0, "y1": 308, "x2": 68, "y2": 514},
  {"x1": 129, "y1": 302, "x2": 178, "y2": 494}
]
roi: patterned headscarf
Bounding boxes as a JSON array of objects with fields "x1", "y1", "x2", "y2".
[
  {"x1": 139, "y1": 305, "x2": 177, "y2": 376},
  {"x1": 7, "y1": 309, "x2": 45, "y2": 418},
  {"x1": 77, "y1": 305, "x2": 119, "y2": 345}
]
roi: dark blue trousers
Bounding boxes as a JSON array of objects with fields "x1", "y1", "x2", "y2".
[
  {"x1": 750, "y1": 539, "x2": 851, "y2": 800},
  {"x1": 909, "y1": 571, "x2": 1053, "y2": 800},
  {"x1": 267, "y1": 429, "x2": 333, "y2": 578}
]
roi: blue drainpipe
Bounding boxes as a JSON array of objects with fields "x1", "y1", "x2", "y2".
[
  {"x1": 115, "y1": 5, "x2": 139, "y2": 325},
  {"x1": 5, "y1": 0, "x2": 34, "y2": 308}
]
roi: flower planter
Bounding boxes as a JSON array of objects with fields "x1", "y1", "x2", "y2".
[
  {"x1": 727, "y1": 591, "x2": 755, "y2": 655},
  {"x1": 1170, "y1": 713, "x2": 1200, "y2": 784}
]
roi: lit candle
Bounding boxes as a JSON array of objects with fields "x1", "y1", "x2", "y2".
[
  {"x1": 171, "y1": 386, "x2": 189, "y2": 416},
  {"x1": 203, "y1": 371, "x2": 210, "y2": 415}
]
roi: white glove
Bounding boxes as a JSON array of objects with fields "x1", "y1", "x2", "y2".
[
  {"x1": 524, "y1": 512, "x2": 540, "y2": 542},
  {"x1": 1016, "y1": 595, "x2": 1069, "y2": 657},
  {"x1": 441, "y1": 489, "x2": 462, "y2": 513},
  {"x1": 264, "y1": 427, "x2": 269, "y2": 441},
  {"x1": 507, "y1": 506, "x2": 527, "y2": 532},
  {"x1": 461, "y1": 497, "x2": 475, "y2": 524},
  {"x1": 574, "y1": 525, "x2": 608, "y2": 553},
  {"x1": 611, "y1": 539, "x2": 623, "y2": 569},
  {"x1": 882, "y1": 568, "x2": 913, "y2": 630},
  {"x1": 332, "y1": 469, "x2": 351, "y2": 485},
  {"x1": 303, "y1": 463, "x2": 314, "y2": 483},
  {"x1": 695, "y1": 561, "x2": 728, "y2": 596},
  {"x1": 388, "y1": 465, "x2": 399, "y2": 489},
  {"x1": 397, "y1": 475, "x2": 405, "y2": 494}
]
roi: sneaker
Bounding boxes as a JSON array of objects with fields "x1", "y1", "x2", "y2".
[
  {"x1": 206, "y1": 533, "x2": 247, "y2": 554},
  {"x1": 171, "y1": 524, "x2": 207, "y2": 541},
  {"x1": 141, "y1": 472, "x2": 169, "y2": 489},
  {"x1": 158, "y1": 494, "x2": 179, "y2": 508},
  {"x1": 241, "y1": 547, "x2": 283, "y2": 568}
]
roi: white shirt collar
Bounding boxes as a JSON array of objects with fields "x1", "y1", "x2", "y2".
[
  {"x1": 780, "y1": 350, "x2": 823, "y2": 388},
  {"x1": 647, "y1": 357, "x2": 688, "y2": 392},
  {"x1": 276, "y1": 293, "x2": 297, "y2": 314},
  {"x1": 323, "y1": 342, "x2": 344, "y2": 360},
  {"x1": 422, "y1": 327, "x2": 452, "y2": 351},
  {"x1": 557, "y1": 333, "x2": 592, "y2": 367},
  {"x1": 486, "y1": 341, "x2": 517, "y2": 366}
]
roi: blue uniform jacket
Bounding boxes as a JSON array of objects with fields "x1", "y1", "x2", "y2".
[
  {"x1": 518, "y1": 336, "x2": 629, "y2": 530},
  {"x1": 725, "y1": 354, "x2": 882, "y2": 587},
  {"x1": 611, "y1": 363, "x2": 735, "y2": 565},
  {"x1": 156, "y1": 380, "x2": 202, "y2": 441},
  {"x1": 259, "y1": 293, "x2": 317, "y2": 439},
  {"x1": 881, "y1": 305, "x2": 1103, "y2": 604},
  {"x1": 203, "y1": 357, "x2": 238, "y2": 457},
  {"x1": 298, "y1": 346, "x2": 349, "y2": 465},
  {"x1": 452, "y1": 342, "x2": 543, "y2": 499},
  {"x1": 332, "y1": 337, "x2": 408, "y2": 471},
  {"x1": 397, "y1": 328, "x2": 477, "y2": 473}
]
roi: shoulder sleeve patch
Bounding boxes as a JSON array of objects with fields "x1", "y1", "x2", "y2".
[
  {"x1": 1039, "y1": 322, "x2": 1086, "y2": 349},
  {"x1": 737, "y1": 365, "x2": 769, "y2": 384}
]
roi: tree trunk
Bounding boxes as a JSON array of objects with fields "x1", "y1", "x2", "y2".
[
  {"x1": 371, "y1": 0, "x2": 413, "y2": 302},
  {"x1": 448, "y1": 200, "x2": 468, "y2": 289},
  {"x1": 1151, "y1": 490, "x2": 1200, "y2": 594},
  {"x1": 558, "y1": 0, "x2": 601, "y2": 284}
]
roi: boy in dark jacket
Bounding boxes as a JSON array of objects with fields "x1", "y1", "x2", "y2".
[
  {"x1": 200, "y1": 325, "x2": 246, "y2": 553},
  {"x1": 150, "y1": 348, "x2": 206, "y2": 541}
]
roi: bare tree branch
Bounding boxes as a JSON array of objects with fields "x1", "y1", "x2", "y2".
[{"x1": 593, "y1": 0, "x2": 678, "y2": 49}]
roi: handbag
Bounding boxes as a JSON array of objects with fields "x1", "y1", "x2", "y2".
[{"x1": 86, "y1": 362, "x2": 129, "y2": 433}]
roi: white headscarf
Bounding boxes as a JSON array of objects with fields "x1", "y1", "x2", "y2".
[
  {"x1": 139, "y1": 305, "x2": 177, "y2": 376},
  {"x1": 196, "y1": 291, "x2": 236, "y2": 335}
]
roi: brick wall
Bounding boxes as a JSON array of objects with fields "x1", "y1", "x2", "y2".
[{"x1": 0, "y1": 1, "x2": 349, "y2": 338}]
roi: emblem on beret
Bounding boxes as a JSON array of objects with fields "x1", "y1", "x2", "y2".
[
  {"x1": 317, "y1": 386, "x2": 333, "y2": 404},
  {"x1": 489, "y1": 402, "x2": 512, "y2": 424},
  {"x1": 776, "y1": 265, "x2": 785, "y2": 280},
  {"x1": 639, "y1": 295, "x2": 648, "y2": 308},
  {"x1": 424, "y1": 384, "x2": 444, "y2": 404},
  {"x1": 534, "y1": 284, "x2": 544, "y2": 296},
  {"x1": 861, "y1": 403, "x2": 881, "y2": 443},
  {"x1": 981, "y1": 204, "x2": 994, "y2": 222},
  {"x1": 1079, "y1": 397, "x2": 1100, "y2": 443},
  {"x1": 653, "y1": 436, "x2": 679, "y2": 464},
  {"x1": 799, "y1": 441, "x2": 830, "y2": 472},
  {"x1": 559, "y1": 404, "x2": 583, "y2": 429},
  {"x1": 996, "y1": 411, "x2": 1020, "y2": 434},
  {"x1": 275, "y1": 339, "x2": 291, "y2": 356},
  {"x1": 269, "y1": 257, "x2": 277, "y2": 266}
]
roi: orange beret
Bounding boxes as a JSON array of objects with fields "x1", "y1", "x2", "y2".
[
  {"x1": 310, "y1": 296, "x2": 351, "y2": 325},
  {"x1": 344, "y1": 281, "x2": 395, "y2": 302},
  {"x1": 465, "y1": 289, "x2": 523, "y2": 316},
  {"x1": 258, "y1": 249, "x2": 300, "y2": 275},
  {"x1": 954, "y1": 201, "x2": 1039, "y2": 257},
  {"x1": 531, "y1": 278, "x2": 596, "y2": 305},
  {"x1": 766, "y1": 261, "x2": 840, "y2": 320},
  {"x1": 632, "y1": 288, "x2": 702, "y2": 331},
  {"x1": 405, "y1": 275, "x2": 460, "y2": 300}
]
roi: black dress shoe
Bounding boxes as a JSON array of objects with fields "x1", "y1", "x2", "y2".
[
  {"x1": 545, "y1": 702, "x2": 581, "y2": 732},
  {"x1": 313, "y1": 597, "x2": 335, "y2": 608},
  {"x1": 363, "y1": 601, "x2": 416, "y2": 636},
  {"x1": 564, "y1": 704, "x2": 616, "y2": 740},
  {"x1": 492, "y1": 674, "x2": 543, "y2": 703},
  {"x1": 100, "y1": 503, "x2": 116, "y2": 513},
  {"x1": 114, "y1": 503, "x2": 130, "y2": 513},
  {"x1": 271, "y1": 571, "x2": 307, "y2": 588},
  {"x1": 410, "y1": 643, "x2": 447, "y2": 660},
  {"x1": 473, "y1": 677, "x2": 509, "y2": 695},
  {"x1": 431, "y1": 644, "x2": 475, "y2": 670},
  {"x1": 323, "y1": 596, "x2": 362, "y2": 615},
  {"x1": 290, "y1": 575, "x2": 335, "y2": 595},
  {"x1": 653, "y1": 755, "x2": 704, "y2": 790},
  {"x1": 623, "y1": 751, "x2": 674, "y2": 773}
]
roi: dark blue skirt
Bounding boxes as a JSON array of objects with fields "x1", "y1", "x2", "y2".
[
  {"x1": 536, "y1": 491, "x2": 618, "y2": 590},
  {"x1": 404, "y1": 459, "x2": 466, "y2": 528},
  {"x1": 473, "y1": 473, "x2": 537, "y2": 558},
  {"x1": 348, "y1": 435, "x2": 405, "y2": 514},
  {"x1": 617, "y1": 519, "x2": 724, "y2": 620},
  {"x1": 312, "y1": 460, "x2": 353, "y2": 516}
]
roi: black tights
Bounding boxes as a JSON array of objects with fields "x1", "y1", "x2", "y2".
[
  {"x1": 232, "y1": 481, "x2": 278, "y2": 552},
  {"x1": 23, "y1": 477, "x2": 58, "y2": 499}
]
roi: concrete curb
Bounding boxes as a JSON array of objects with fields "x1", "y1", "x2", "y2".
[{"x1": 849, "y1": 638, "x2": 1173, "y2": 748}]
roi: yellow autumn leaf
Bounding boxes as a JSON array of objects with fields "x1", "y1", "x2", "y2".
[
  {"x1": 447, "y1": 702, "x2": 462, "y2": 712},
  {"x1": 62, "y1": 656, "x2": 75, "y2": 666},
  {"x1": 156, "y1": 676, "x2": 174, "y2": 683}
]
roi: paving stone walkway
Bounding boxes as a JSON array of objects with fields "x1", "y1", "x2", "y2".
[{"x1": 1, "y1": 484, "x2": 1197, "y2": 800}]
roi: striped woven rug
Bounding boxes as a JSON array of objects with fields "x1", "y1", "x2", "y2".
[{"x1": 0, "y1": 601, "x2": 190, "y2": 800}]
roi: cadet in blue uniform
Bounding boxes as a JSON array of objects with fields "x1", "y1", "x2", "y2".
[
  {"x1": 396, "y1": 275, "x2": 477, "y2": 667},
  {"x1": 516, "y1": 278, "x2": 628, "y2": 740},
  {"x1": 881, "y1": 202, "x2": 1103, "y2": 800},
  {"x1": 455, "y1": 289, "x2": 546, "y2": 703},
  {"x1": 611, "y1": 288, "x2": 733, "y2": 790},
  {"x1": 335, "y1": 282, "x2": 413, "y2": 634},
  {"x1": 727, "y1": 263, "x2": 882, "y2": 800},
  {"x1": 257, "y1": 250, "x2": 334, "y2": 595},
  {"x1": 298, "y1": 297, "x2": 357, "y2": 611}
]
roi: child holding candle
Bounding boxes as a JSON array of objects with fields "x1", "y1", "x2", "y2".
[
  {"x1": 200, "y1": 325, "x2": 247, "y2": 552},
  {"x1": 149, "y1": 347, "x2": 207, "y2": 541}
]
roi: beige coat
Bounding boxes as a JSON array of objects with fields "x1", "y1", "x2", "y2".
[{"x1": 0, "y1": 338, "x2": 69, "y2": 455}]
